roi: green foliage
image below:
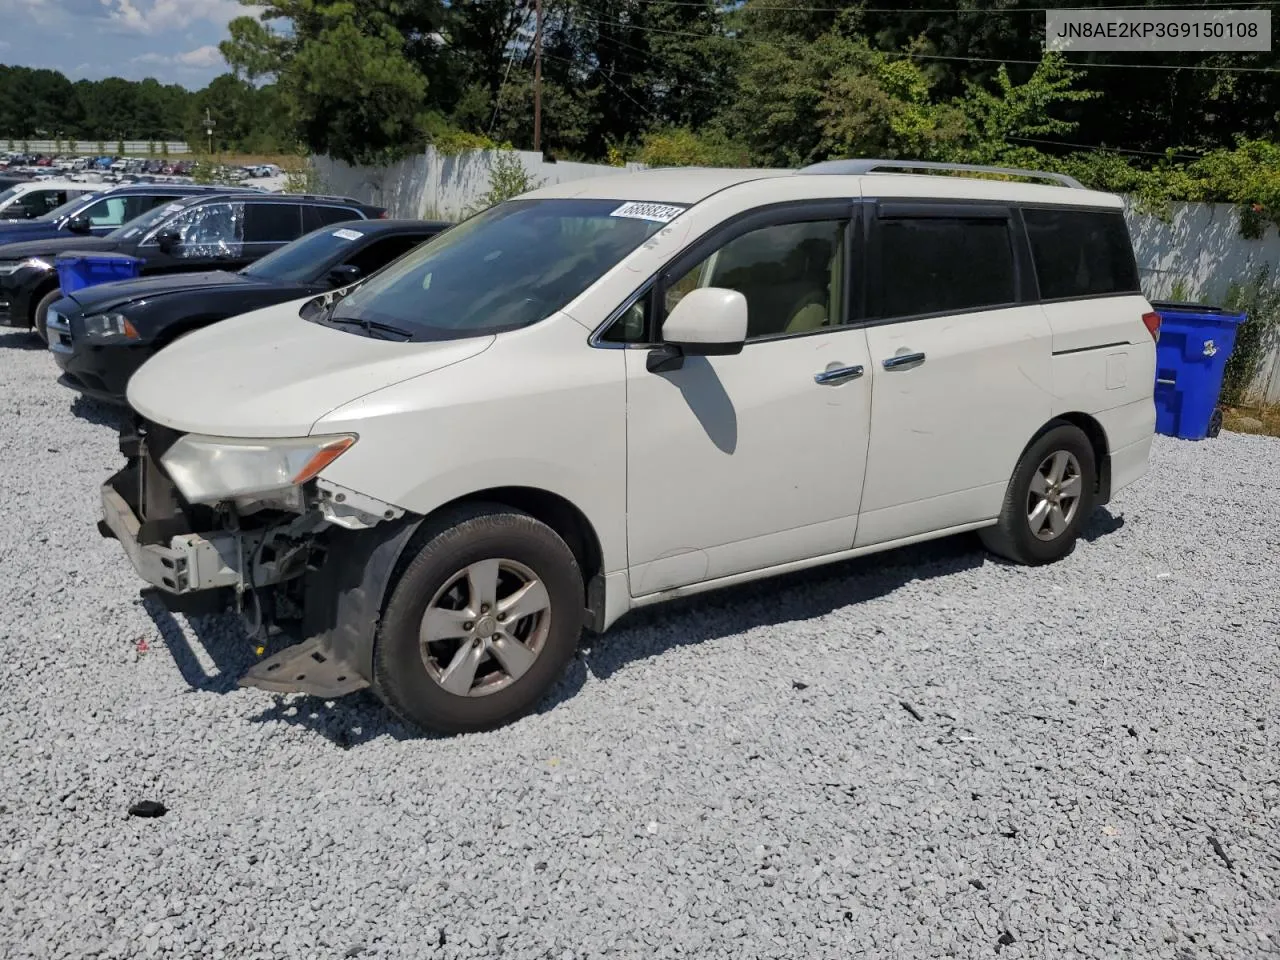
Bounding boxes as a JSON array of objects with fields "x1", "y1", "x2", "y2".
[
  {"x1": 472, "y1": 150, "x2": 543, "y2": 213},
  {"x1": 637, "y1": 128, "x2": 750, "y2": 168},
  {"x1": 1220, "y1": 265, "x2": 1280, "y2": 405},
  {"x1": 67, "y1": 138, "x2": 77, "y2": 154},
  {"x1": 116, "y1": 137, "x2": 126, "y2": 156}
]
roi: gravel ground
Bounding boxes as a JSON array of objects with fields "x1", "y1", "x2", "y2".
[{"x1": 1, "y1": 328, "x2": 1278, "y2": 960}]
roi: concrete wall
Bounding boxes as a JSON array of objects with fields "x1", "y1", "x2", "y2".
[
  {"x1": 313, "y1": 151, "x2": 1280, "y2": 402},
  {"x1": 1, "y1": 139, "x2": 191, "y2": 155},
  {"x1": 312, "y1": 147, "x2": 644, "y2": 221}
]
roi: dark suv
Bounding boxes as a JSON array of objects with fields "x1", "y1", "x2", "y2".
[{"x1": 0, "y1": 192, "x2": 386, "y2": 340}]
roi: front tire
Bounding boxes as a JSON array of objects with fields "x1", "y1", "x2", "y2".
[
  {"x1": 373, "y1": 503, "x2": 585, "y2": 734},
  {"x1": 33, "y1": 288, "x2": 62, "y2": 344},
  {"x1": 980, "y1": 422, "x2": 1097, "y2": 565}
]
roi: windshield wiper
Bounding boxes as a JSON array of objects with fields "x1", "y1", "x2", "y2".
[{"x1": 322, "y1": 314, "x2": 414, "y2": 341}]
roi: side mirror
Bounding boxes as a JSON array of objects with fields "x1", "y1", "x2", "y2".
[
  {"x1": 327, "y1": 263, "x2": 362, "y2": 288},
  {"x1": 648, "y1": 287, "x2": 748, "y2": 373},
  {"x1": 155, "y1": 228, "x2": 181, "y2": 253},
  {"x1": 66, "y1": 214, "x2": 91, "y2": 234}
]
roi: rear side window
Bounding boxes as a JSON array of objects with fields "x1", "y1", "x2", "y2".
[
  {"x1": 311, "y1": 205, "x2": 363, "y2": 228},
  {"x1": 878, "y1": 217, "x2": 1015, "y2": 318},
  {"x1": 1023, "y1": 208, "x2": 1140, "y2": 300},
  {"x1": 244, "y1": 203, "x2": 304, "y2": 242}
]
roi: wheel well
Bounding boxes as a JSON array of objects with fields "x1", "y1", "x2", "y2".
[
  {"x1": 1047, "y1": 412, "x2": 1112, "y2": 504},
  {"x1": 435, "y1": 486, "x2": 604, "y2": 586}
]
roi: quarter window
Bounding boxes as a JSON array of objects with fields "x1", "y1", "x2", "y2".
[
  {"x1": 312, "y1": 205, "x2": 363, "y2": 228},
  {"x1": 878, "y1": 217, "x2": 1015, "y2": 318},
  {"x1": 1023, "y1": 208, "x2": 1140, "y2": 300}
]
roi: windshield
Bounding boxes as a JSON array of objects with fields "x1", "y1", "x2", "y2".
[
  {"x1": 105, "y1": 199, "x2": 191, "y2": 241},
  {"x1": 0, "y1": 186, "x2": 21, "y2": 207},
  {"x1": 327, "y1": 198, "x2": 683, "y2": 339},
  {"x1": 241, "y1": 226, "x2": 365, "y2": 283},
  {"x1": 40, "y1": 193, "x2": 99, "y2": 223}
]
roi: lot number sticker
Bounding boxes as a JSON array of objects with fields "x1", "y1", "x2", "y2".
[
  {"x1": 332, "y1": 228, "x2": 363, "y2": 241},
  {"x1": 610, "y1": 202, "x2": 684, "y2": 223}
]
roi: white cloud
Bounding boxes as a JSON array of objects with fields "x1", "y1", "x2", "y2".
[
  {"x1": 101, "y1": 0, "x2": 262, "y2": 35},
  {"x1": 132, "y1": 44, "x2": 224, "y2": 70}
]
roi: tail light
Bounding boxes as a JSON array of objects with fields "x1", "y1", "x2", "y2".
[
  {"x1": 1142, "y1": 310, "x2": 1161, "y2": 342},
  {"x1": 378, "y1": 210, "x2": 388, "y2": 218}
]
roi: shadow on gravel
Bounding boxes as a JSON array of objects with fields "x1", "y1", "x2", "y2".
[
  {"x1": 1080, "y1": 506, "x2": 1125, "y2": 542},
  {"x1": 140, "y1": 506, "x2": 1131, "y2": 746},
  {"x1": 0, "y1": 329, "x2": 43, "y2": 350},
  {"x1": 69, "y1": 395, "x2": 128, "y2": 429}
]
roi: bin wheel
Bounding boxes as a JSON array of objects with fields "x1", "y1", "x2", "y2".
[{"x1": 1207, "y1": 407, "x2": 1224, "y2": 439}]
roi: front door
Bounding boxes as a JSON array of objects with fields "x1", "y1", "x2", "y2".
[
  {"x1": 855, "y1": 203, "x2": 1054, "y2": 547},
  {"x1": 619, "y1": 204, "x2": 874, "y2": 596}
]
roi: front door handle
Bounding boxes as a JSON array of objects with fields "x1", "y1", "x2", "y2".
[
  {"x1": 814, "y1": 364, "x2": 864, "y2": 386},
  {"x1": 883, "y1": 351, "x2": 926, "y2": 370}
]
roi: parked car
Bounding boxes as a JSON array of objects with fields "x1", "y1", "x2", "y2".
[
  {"x1": 98, "y1": 160, "x2": 1158, "y2": 735},
  {"x1": 0, "y1": 183, "x2": 248, "y2": 249},
  {"x1": 0, "y1": 174, "x2": 31, "y2": 191},
  {"x1": 0, "y1": 180, "x2": 97, "y2": 221},
  {"x1": 49, "y1": 218, "x2": 450, "y2": 404},
  {"x1": 0, "y1": 191, "x2": 385, "y2": 340}
]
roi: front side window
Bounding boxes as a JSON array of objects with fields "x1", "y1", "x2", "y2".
[
  {"x1": 86, "y1": 196, "x2": 129, "y2": 227},
  {"x1": 878, "y1": 217, "x2": 1015, "y2": 318},
  {"x1": 155, "y1": 202, "x2": 245, "y2": 259},
  {"x1": 663, "y1": 220, "x2": 846, "y2": 340},
  {"x1": 1023, "y1": 208, "x2": 1140, "y2": 300},
  {"x1": 323, "y1": 198, "x2": 680, "y2": 340}
]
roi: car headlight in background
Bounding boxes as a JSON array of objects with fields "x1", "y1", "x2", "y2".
[
  {"x1": 159, "y1": 433, "x2": 357, "y2": 504},
  {"x1": 82, "y1": 312, "x2": 139, "y2": 341},
  {"x1": 0, "y1": 257, "x2": 52, "y2": 277}
]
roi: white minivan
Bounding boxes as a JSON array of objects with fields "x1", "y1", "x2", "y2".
[{"x1": 100, "y1": 160, "x2": 1158, "y2": 734}]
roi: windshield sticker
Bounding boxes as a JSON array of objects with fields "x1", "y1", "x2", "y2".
[
  {"x1": 610, "y1": 202, "x2": 684, "y2": 223},
  {"x1": 332, "y1": 228, "x2": 362, "y2": 241}
]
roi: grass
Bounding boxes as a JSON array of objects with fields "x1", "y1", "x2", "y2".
[{"x1": 1222, "y1": 403, "x2": 1280, "y2": 437}]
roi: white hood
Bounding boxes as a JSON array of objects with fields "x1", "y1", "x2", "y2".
[{"x1": 127, "y1": 301, "x2": 494, "y2": 438}]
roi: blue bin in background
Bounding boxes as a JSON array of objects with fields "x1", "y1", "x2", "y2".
[
  {"x1": 1151, "y1": 301, "x2": 1247, "y2": 441},
  {"x1": 54, "y1": 252, "x2": 143, "y2": 295}
]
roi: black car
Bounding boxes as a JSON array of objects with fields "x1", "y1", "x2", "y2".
[
  {"x1": 48, "y1": 218, "x2": 449, "y2": 405},
  {"x1": 0, "y1": 191, "x2": 386, "y2": 340}
]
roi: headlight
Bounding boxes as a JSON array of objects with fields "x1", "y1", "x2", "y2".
[
  {"x1": 160, "y1": 433, "x2": 357, "y2": 504},
  {"x1": 0, "y1": 257, "x2": 53, "y2": 276},
  {"x1": 83, "y1": 312, "x2": 140, "y2": 341}
]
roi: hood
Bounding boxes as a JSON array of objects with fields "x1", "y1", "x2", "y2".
[
  {"x1": 127, "y1": 300, "x2": 495, "y2": 438},
  {"x1": 0, "y1": 221, "x2": 62, "y2": 245},
  {"x1": 0, "y1": 235, "x2": 119, "y2": 260},
  {"x1": 67, "y1": 270, "x2": 255, "y2": 312}
]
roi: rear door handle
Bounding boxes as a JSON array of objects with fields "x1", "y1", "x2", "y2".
[
  {"x1": 883, "y1": 351, "x2": 926, "y2": 370},
  {"x1": 814, "y1": 364, "x2": 864, "y2": 386}
]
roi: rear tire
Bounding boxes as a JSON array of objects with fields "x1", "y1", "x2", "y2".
[
  {"x1": 373, "y1": 503, "x2": 585, "y2": 734},
  {"x1": 33, "y1": 288, "x2": 61, "y2": 344},
  {"x1": 980, "y1": 422, "x2": 1097, "y2": 566}
]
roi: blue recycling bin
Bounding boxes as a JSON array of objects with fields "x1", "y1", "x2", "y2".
[
  {"x1": 1151, "y1": 301, "x2": 1247, "y2": 441},
  {"x1": 54, "y1": 252, "x2": 144, "y2": 295}
]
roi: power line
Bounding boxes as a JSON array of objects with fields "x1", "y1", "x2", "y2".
[
  {"x1": 1006, "y1": 135, "x2": 1205, "y2": 159},
  {"x1": 573, "y1": 14, "x2": 1280, "y2": 72},
  {"x1": 618, "y1": 0, "x2": 1280, "y2": 11}
]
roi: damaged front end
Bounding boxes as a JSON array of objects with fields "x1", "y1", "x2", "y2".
[{"x1": 99, "y1": 418, "x2": 422, "y2": 698}]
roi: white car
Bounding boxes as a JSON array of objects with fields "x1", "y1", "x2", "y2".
[
  {"x1": 0, "y1": 179, "x2": 96, "y2": 220},
  {"x1": 101, "y1": 159, "x2": 1158, "y2": 734}
]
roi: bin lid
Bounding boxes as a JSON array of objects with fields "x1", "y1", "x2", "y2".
[{"x1": 1150, "y1": 299, "x2": 1247, "y2": 325}]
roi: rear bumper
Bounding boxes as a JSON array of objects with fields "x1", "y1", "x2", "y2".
[{"x1": 1109, "y1": 435, "x2": 1152, "y2": 498}]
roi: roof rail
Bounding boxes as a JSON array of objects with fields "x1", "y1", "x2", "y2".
[{"x1": 799, "y1": 158, "x2": 1085, "y2": 190}]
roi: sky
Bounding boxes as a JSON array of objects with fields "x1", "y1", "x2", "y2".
[{"x1": 0, "y1": 0, "x2": 265, "y2": 89}]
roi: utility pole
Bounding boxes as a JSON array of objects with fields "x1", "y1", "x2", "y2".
[
  {"x1": 533, "y1": 0, "x2": 543, "y2": 154},
  {"x1": 203, "y1": 108, "x2": 215, "y2": 157}
]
